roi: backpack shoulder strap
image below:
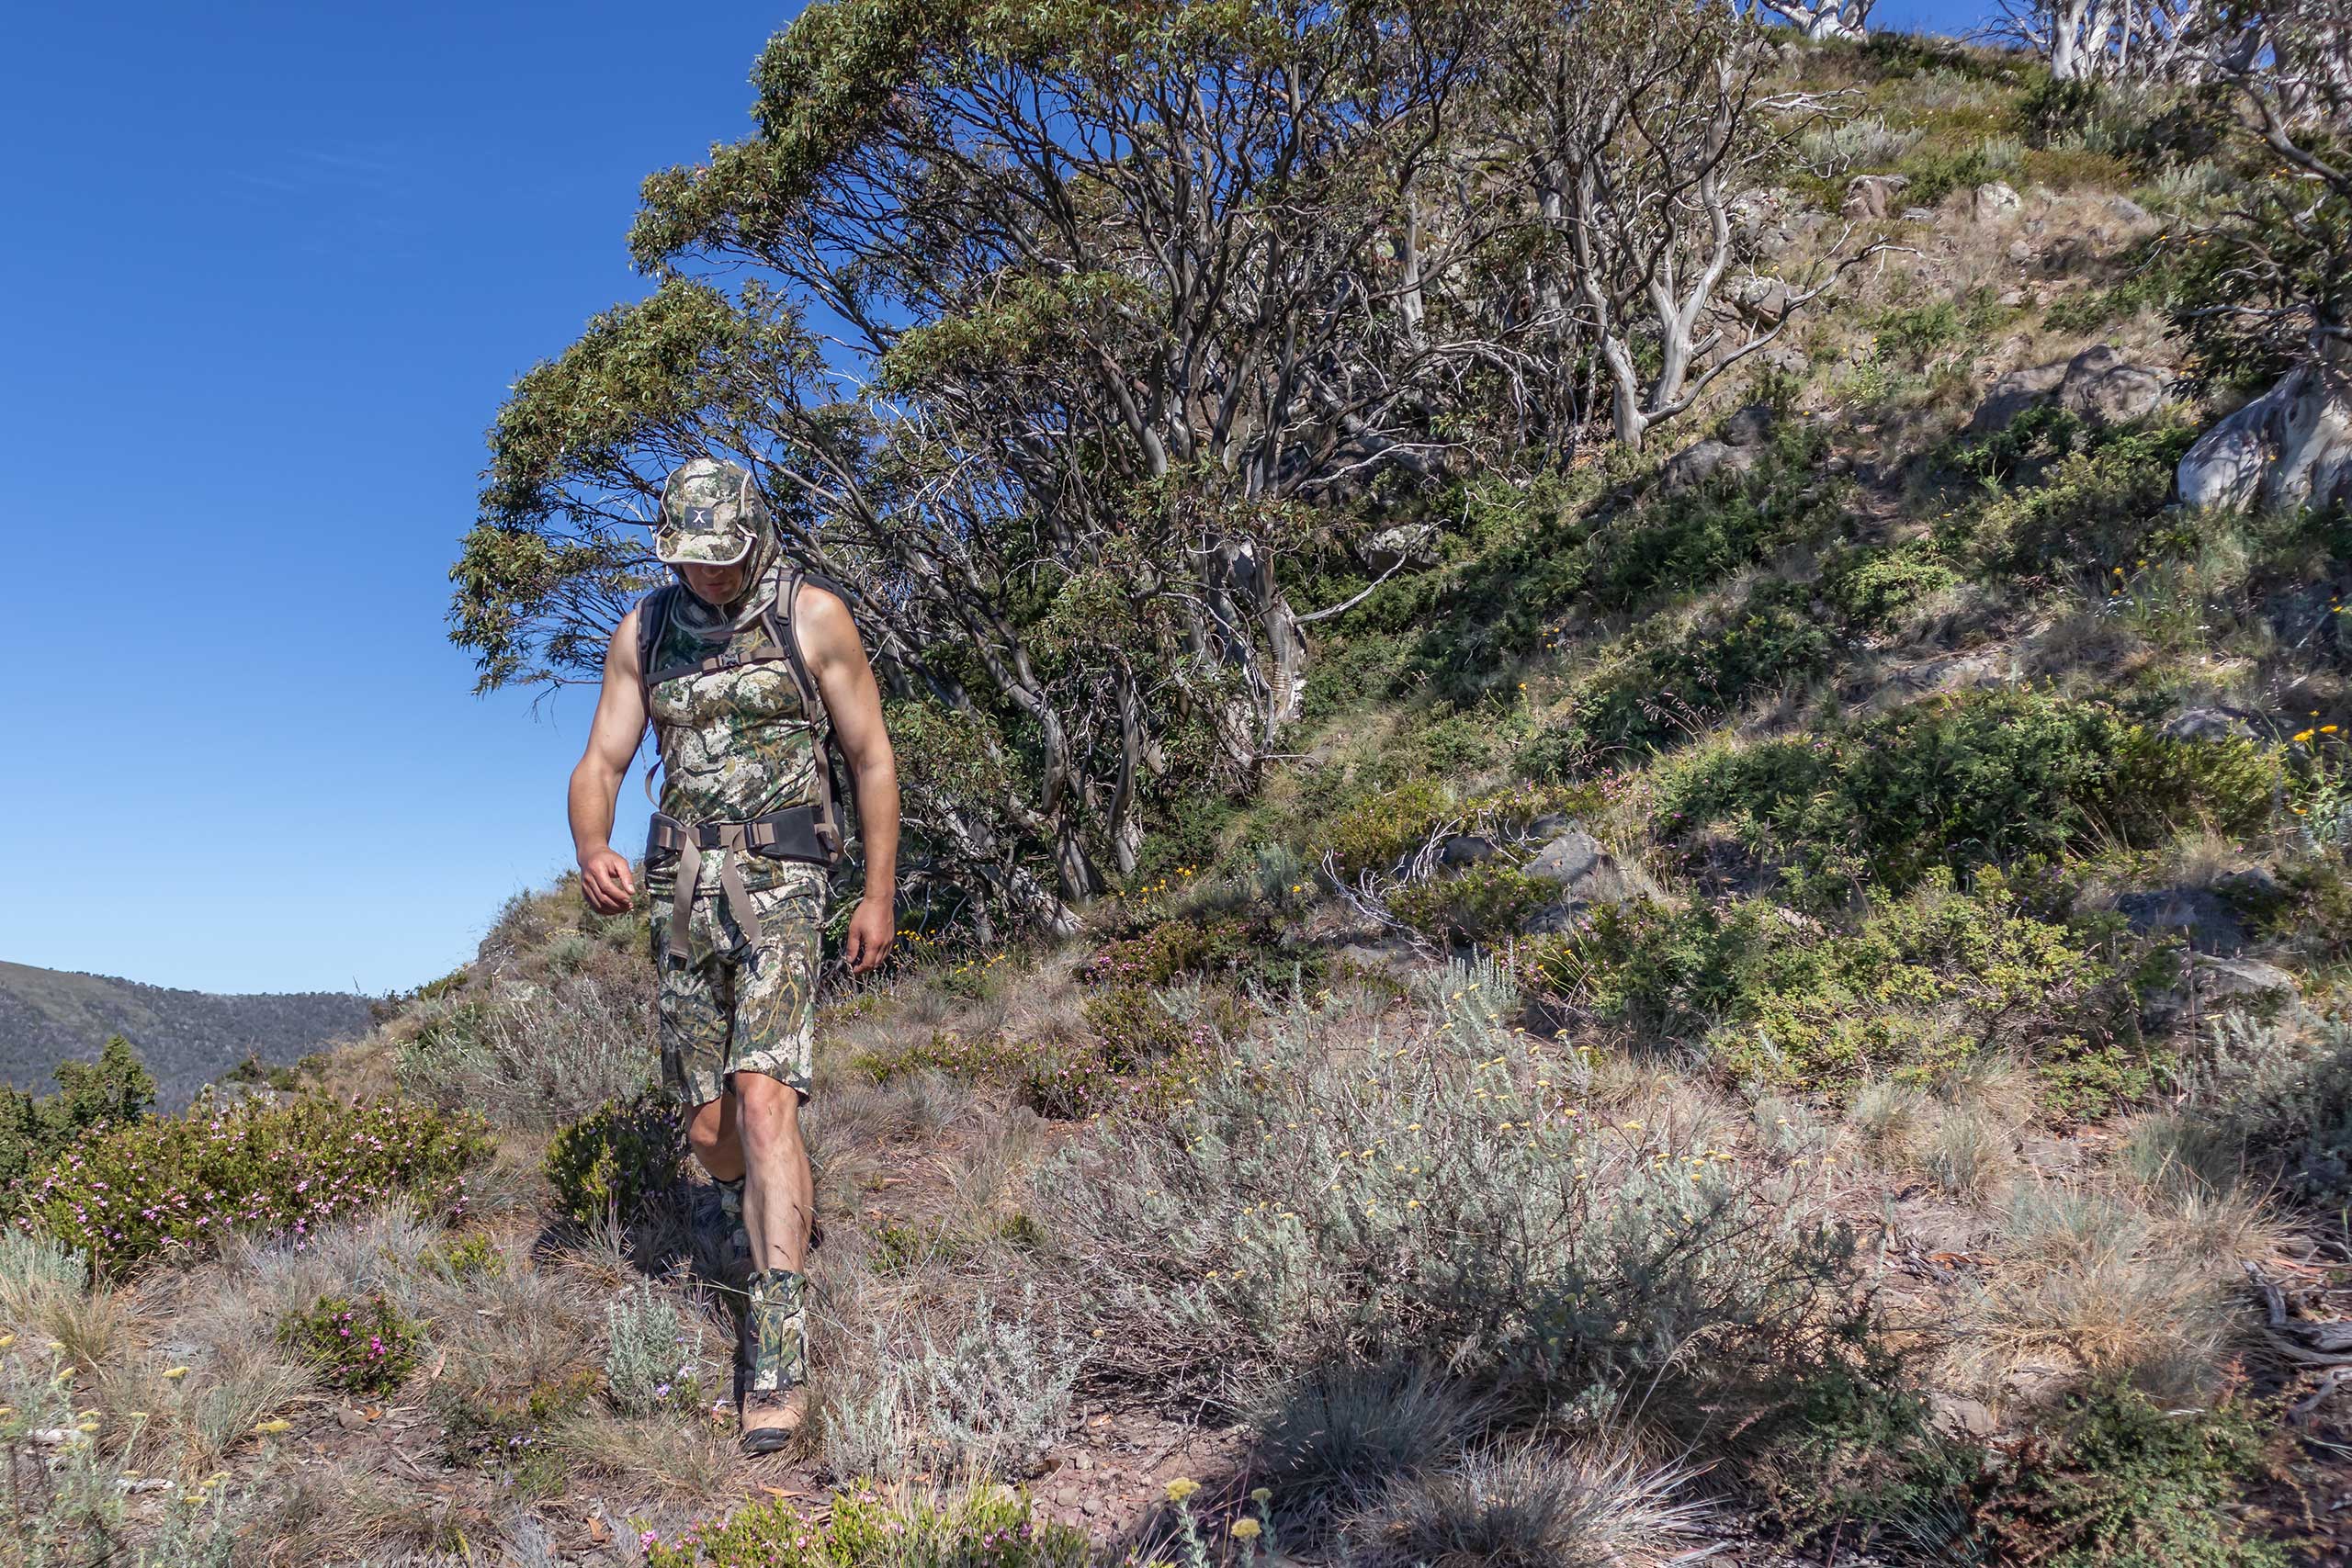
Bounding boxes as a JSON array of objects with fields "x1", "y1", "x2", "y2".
[{"x1": 635, "y1": 585, "x2": 675, "y2": 686}]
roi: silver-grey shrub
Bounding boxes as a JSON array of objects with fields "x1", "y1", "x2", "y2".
[
  {"x1": 819, "y1": 1291, "x2": 1080, "y2": 1483},
  {"x1": 397, "y1": 970, "x2": 653, "y2": 1129},
  {"x1": 1034, "y1": 982, "x2": 1866, "y2": 1432},
  {"x1": 602, "y1": 1280, "x2": 702, "y2": 1415}
]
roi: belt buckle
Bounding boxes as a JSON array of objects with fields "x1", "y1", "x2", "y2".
[{"x1": 695, "y1": 823, "x2": 725, "y2": 850}]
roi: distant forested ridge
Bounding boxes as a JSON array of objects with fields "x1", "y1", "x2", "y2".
[{"x1": 0, "y1": 960, "x2": 372, "y2": 1111}]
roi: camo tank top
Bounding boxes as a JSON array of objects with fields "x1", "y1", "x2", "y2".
[{"x1": 642, "y1": 589, "x2": 827, "y2": 898}]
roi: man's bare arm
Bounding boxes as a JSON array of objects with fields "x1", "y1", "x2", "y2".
[
  {"x1": 797, "y1": 584, "x2": 899, "y2": 973},
  {"x1": 571, "y1": 608, "x2": 649, "y2": 915}
]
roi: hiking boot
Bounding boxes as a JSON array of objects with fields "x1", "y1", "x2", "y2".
[{"x1": 739, "y1": 1267, "x2": 809, "y2": 1456}]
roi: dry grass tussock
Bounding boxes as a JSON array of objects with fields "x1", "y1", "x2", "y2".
[
  {"x1": 1340, "y1": 1441, "x2": 1713, "y2": 1568},
  {"x1": 1949, "y1": 1180, "x2": 2277, "y2": 1407}
]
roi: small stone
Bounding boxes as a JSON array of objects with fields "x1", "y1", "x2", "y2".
[
  {"x1": 2007, "y1": 239, "x2": 2034, "y2": 264},
  {"x1": 1973, "y1": 181, "x2": 2022, "y2": 220},
  {"x1": 2114, "y1": 888, "x2": 2246, "y2": 955},
  {"x1": 1901, "y1": 205, "x2": 1938, "y2": 222},
  {"x1": 1074, "y1": 1453, "x2": 1094, "y2": 1472},
  {"x1": 335, "y1": 1409, "x2": 369, "y2": 1433},
  {"x1": 2107, "y1": 195, "x2": 2153, "y2": 225},
  {"x1": 1932, "y1": 1393, "x2": 1999, "y2": 1439},
  {"x1": 2160, "y1": 706, "x2": 2256, "y2": 743},
  {"x1": 2056, "y1": 344, "x2": 2167, "y2": 428},
  {"x1": 1360, "y1": 524, "x2": 1437, "y2": 574},
  {"x1": 2193, "y1": 955, "x2": 2300, "y2": 1004},
  {"x1": 1996, "y1": 288, "x2": 2024, "y2": 308}
]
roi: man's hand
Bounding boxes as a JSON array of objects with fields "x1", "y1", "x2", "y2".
[
  {"x1": 843, "y1": 895, "x2": 895, "y2": 975},
  {"x1": 580, "y1": 848, "x2": 636, "y2": 915}
]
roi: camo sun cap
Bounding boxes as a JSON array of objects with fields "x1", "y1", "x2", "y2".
[{"x1": 654, "y1": 458, "x2": 769, "y2": 567}]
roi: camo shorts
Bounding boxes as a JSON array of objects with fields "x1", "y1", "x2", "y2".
[{"x1": 650, "y1": 874, "x2": 829, "y2": 1109}]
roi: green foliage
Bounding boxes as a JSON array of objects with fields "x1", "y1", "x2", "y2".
[
  {"x1": 2168, "y1": 175, "x2": 2352, "y2": 389},
  {"x1": 1544, "y1": 581, "x2": 1836, "y2": 769},
  {"x1": 434, "y1": 1365, "x2": 600, "y2": 1483},
  {"x1": 1531, "y1": 874, "x2": 2154, "y2": 1108},
  {"x1": 1322, "y1": 780, "x2": 1455, "y2": 879},
  {"x1": 277, "y1": 1291, "x2": 422, "y2": 1396},
  {"x1": 1081, "y1": 987, "x2": 1191, "y2": 1072},
  {"x1": 1661, "y1": 691, "x2": 2281, "y2": 896},
  {"x1": 18, "y1": 1096, "x2": 489, "y2": 1275},
  {"x1": 1951, "y1": 414, "x2": 2199, "y2": 574},
  {"x1": 1984, "y1": 1383, "x2": 2286, "y2": 1568},
  {"x1": 643, "y1": 1484, "x2": 1097, "y2": 1568},
  {"x1": 425, "y1": 1230, "x2": 504, "y2": 1281},
  {"x1": 1871, "y1": 292, "x2": 2008, "y2": 368},
  {"x1": 1389, "y1": 864, "x2": 1558, "y2": 945},
  {"x1": 1825, "y1": 540, "x2": 1960, "y2": 630},
  {"x1": 544, "y1": 1092, "x2": 684, "y2": 1230},
  {"x1": 0, "y1": 1036, "x2": 155, "y2": 1189},
  {"x1": 1406, "y1": 434, "x2": 1844, "y2": 698}
]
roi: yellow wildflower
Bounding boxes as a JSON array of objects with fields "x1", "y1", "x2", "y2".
[
  {"x1": 1232, "y1": 1519, "x2": 1263, "y2": 1541},
  {"x1": 1166, "y1": 1478, "x2": 1202, "y2": 1504}
]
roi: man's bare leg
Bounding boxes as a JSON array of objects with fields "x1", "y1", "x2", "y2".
[
  {"x1": 734, "y1": 1073, "x2": 811, "y2": 1271},
  {"x1": 685, "y1": 1091, "x2": 744, "y2": 1182},
  {"x1": 733, "y1": 1071, "x2": 813, "y2": 1451}
]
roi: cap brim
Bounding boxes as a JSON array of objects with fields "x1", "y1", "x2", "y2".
[{"x1": 654, "y1": 528, "x2": 753, "y2": 566}]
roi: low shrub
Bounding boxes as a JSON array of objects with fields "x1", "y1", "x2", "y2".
[
  {"x1": 1546, "y1": 581, "x2": 1836, "y2": 769},
  {"x1": 603, "y1": 1280, "x2": 704, "y2": 1416},
  {"x1": 277, "y1": 1291, "x2": 422, "y2": 1396},
  {"x1": 1530, "y1": 874, "x2": 2153, "y2": 1108},
  {"x1": 1825, "y1": 541, "x2": 1960, "y2": 631},
  {"x1": 545, "y1": 1092, "x2": 684, "y2": 1230},
  {"x1": 644, "y1": 1485, "x2": 1096, "y2": 1568},
  {"x1": 2173, "y1": 1011, "x2": 2352, "y2": 1213},
  {"x1": 1661, "y1": 690, "x2": 2281, "y2": 897},
  {"x1": 1036, "y1": 980, "x2": 1875, "y2": 1446},
  {"x1": 1323, "y1": 780, "x2": 1455, "y2": 879},
  {"x1": 1389, "y1": 864, "x2": 1558, "y2": 945},
  {"x1": 17, "y1": 1096, "x2": 489, "y2": 1275},
  {"x1": 1978, "y1": 1382, "x2": 2287, "y2": 1567},
  {"x1": 1950, "y1": 417, "x2": 2199, "y2": 575},
  {"x1": 1080, "y1": 987, "x2": 1193, "y2": 1072},
  {"x1": 434, "y1": 1366, "x2": 600, "y2": 1486},
  {"x1": 395, "y1": 968, "x2": 655, "y2": 1130},
  {"x1": 821, "y1": 1292, "x2": 1081, "y2": 1484}
]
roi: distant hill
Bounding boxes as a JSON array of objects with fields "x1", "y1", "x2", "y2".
[{"x1": 0, "y1": 960, "x2": 374, "y2": 1112}]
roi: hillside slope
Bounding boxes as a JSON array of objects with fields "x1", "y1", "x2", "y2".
[{"x1": 0, "y1": 959, "x2": 373, "y2": 1111}]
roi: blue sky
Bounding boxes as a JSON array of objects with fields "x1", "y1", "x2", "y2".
[{"x1": 0, "y1": 0, "x2": 1985, "y2": 998}]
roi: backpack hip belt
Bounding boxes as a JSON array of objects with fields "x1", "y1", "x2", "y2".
[{"x1": 649, "y1": 806, "x2": 841, "y2": 963}]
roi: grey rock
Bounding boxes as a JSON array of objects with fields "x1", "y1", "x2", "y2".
[
  {"x1": 2106, "y1": 196, "x2": 2153, "y2": 225},
  {"x1": 2160, "y1": 706, "x2": 2256, "y2": 743},
  {"x1": 1973, "y1": 181, "x2": 2023, "y2": 220},
  {"x1": 1843, "y1": 174, "x2": 1909, "y2": 220},
  {"x1": 1360, "y1": 523, "x2": 1438, "y2": 574},
  {"x1": 1523, "y1": 829, "x2": 1638, "y2": 916},
  {"x1": 2114, "y1": 887, "x2": 2247, "y2": 955},
  {"x1": 1997, "y1": 288, "x2": 2025, "y2": 308},
  {"x1": 1968, "y1": 360, "x2": 2068, "y2": 435},
  {"x1": 1527, "y1": 829, "x2": 1609, "y2": 887},
  {"x1": 1440, "y1": 834, "x2": 1498, "y2": 868},
  {"x1": 2056, "y1": 344, "x2": 2167, "y2": 428},
  {"x1": 2193, "y1": 954, "x2": 2301, "y2": 1004},
  {"x1": 2007, "y1": 239, "x2": 2035, "y2": 264},
  {"x1": 1661, "y1": 439, "x2": 1760, "y2": 493},
  {"x1": 1754, "y1": 345, "x2": 1809, "y2": 378},
  {"x1": 1525, "y1": 813, "x2": 1574, "y2": 840},
  {"x1": 1720, "y1": 403, "x2": 1776, "y2": 448},
  {"x1": 1901, "y1": 205, "x2": 1939, "y2": 222},
  {"x1": 2177, "y1": 362, "x2": 2352, "y2": 516},
  {"x1": 1729, "y1": 275, "x2": 1793, "y2": 323},
  {"x1": 1932, "y1": 1394, "x2": 2000, "y2": 1439}
]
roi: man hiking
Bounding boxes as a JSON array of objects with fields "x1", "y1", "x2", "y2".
[{"x1": 568, "y1": 457, "x2": 899, "y2": 1454}]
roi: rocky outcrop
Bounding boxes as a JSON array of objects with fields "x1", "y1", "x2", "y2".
[
  {"x1": 1972, "y1": 181, "x2": 2022, "y2": 220},
  {"x1": 1521, "y1": 826, "x2": 1641, "y2": 933},
  {"x1": 2177, "y1": 360, "x2": 2352, "y2": 515},
  {"x1": 1969, "y1": 344, "x2": 2169, "y2": 435},
  {"x1": 1360, "y1": 523, "x2": 1439, "y2": 573}
]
